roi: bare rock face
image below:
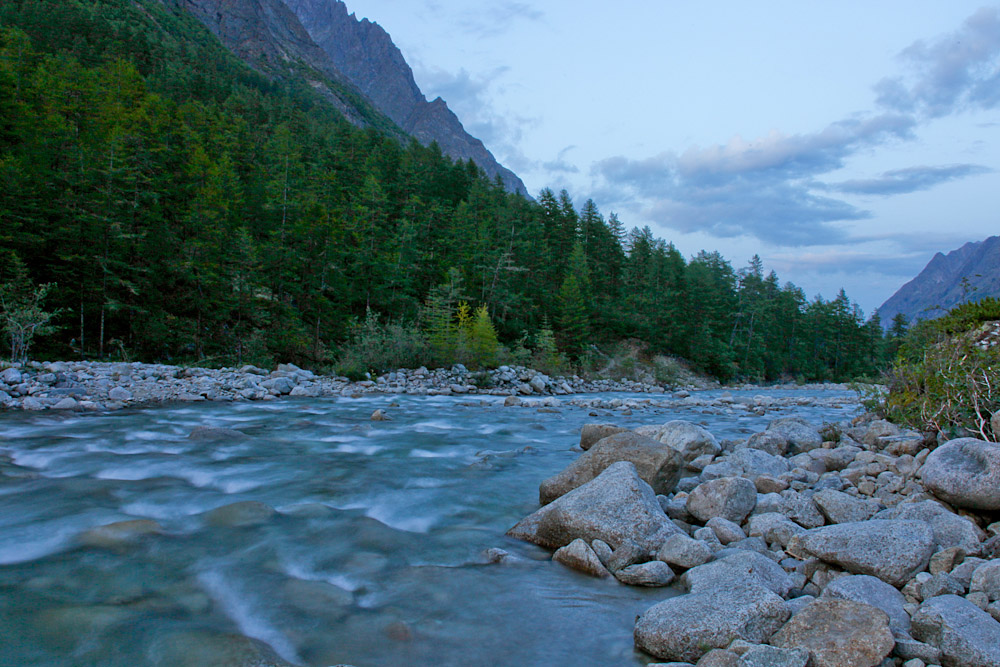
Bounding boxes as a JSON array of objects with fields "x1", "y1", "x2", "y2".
[
  {"x1": 539, "y1": 431, "x2": 684, "y2": 504},
  {"x1": 770, "y1": 599, "x2": 894, "y2": 667},
  {"x1": 507, "y1": 461, "x2": 681, "y2": 555},
  {"x1": 787, "y1": 519, "x2": 935, "y2": 587},
  {"x1": 920, "y1": 438, "x2": 1000, "y2": 510}
]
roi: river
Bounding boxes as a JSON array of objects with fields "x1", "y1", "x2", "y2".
[{"x1": 0, "y1": 389, "x2": 859, "y2": 666}]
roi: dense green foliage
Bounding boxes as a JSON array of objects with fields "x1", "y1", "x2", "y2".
[
  {"x1": 866, "y1": 299, "x2": 999, "y2": 439},
  {"x1": 0, "y1": 0, "x2": 891, "y2": 381}
]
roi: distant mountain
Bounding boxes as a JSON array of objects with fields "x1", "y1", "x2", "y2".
[
  {"x1": 167, "y1": 0, "x2": 527, "y2": 195},
  {"x1": 284, "y1": 0, "x2": 527, "y2": 195},
  {"x1": 878, "y1": 235, "x2": 1000, "y2": 326}
]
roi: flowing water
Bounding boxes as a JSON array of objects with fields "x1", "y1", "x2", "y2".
[{"x1": 0, "y1": 390, "x2": 859, "y2": 666}]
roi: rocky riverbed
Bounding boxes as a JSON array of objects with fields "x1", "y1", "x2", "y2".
[
  {"x1": 505, "y1": 412, "x2": 1000, "y2": 667},
  {"x1": 0, "y1": 359, "x2": 850, "y2": 413}
]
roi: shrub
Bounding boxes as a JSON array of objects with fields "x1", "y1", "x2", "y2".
[{"x1": 335, "y1": 308, "x2": 430, "y2": 377}]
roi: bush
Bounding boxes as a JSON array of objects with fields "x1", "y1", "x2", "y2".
[
  {"x1": 335, "y1": 308, "x2": 430, "y2": 377},
  {"x1": 870, "y1": 312, "x2": 999, "y2": 441}
]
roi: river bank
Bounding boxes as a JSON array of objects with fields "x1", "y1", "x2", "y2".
[{"x1": 0, "y1": 359, "x2": 853, "y2": 413}]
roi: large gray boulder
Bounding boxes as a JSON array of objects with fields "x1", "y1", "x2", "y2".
[
  {"x1": 820, "y1": 574, "x2": 911, "y2": 635},
  {"x1": 738, "y1": 645, "x2": 810, "y2": 667},
  {"x1": 681, "y1": 550, "x2": 794, "y2": 598},
  {"x1": 770, "y1": 599, "x2": 894, "y2": 667},
  {"x1": 634, "y1": 579, "x2": 789, "y2": 663},
  {"x1": 747, "y1": 512, "x2": 805, "y2": 548},
  {"x1": 552, "y1": 539, "x2": 611, "y2": 578},
  {"x1": 766, "y1": 417, "x2": 823, "y2": 454},
  {"x1": 704, "y1": 448, "x2": 789, "y2": 481},
  {"x1": 880, "y1": 500, "x2": 984, "y2": 554},
  {"x1": 920, "y1": 438, "x2": 1000, "y2": 510},
  {"x1": 787, "y1": 519, "x2": 935, "y2": 587},
  {"x1": 970, "y1": 560, "x2": 1000, "y2": 601},
  {"x1": 812, "y1": 489, "x2": 880, "y2": 524},
  {"x1": 539, "y1": 431, "x2": 684, "y2": 504},
  {"x1": 634, "y1": 420, "x2": 721, "y2": 463},
  {"x1": 579, "y1": 424, "x2": 629, "y2": 450},
  {"x1": 743, "y1": 430, "x2": 788, "y2": 456},
  {"x1": 911, "y1": 594, "x2": 1000, "y2": 667},
  {"x1": 507, "y1": 461, "x2": 681, "y2": 554},
  {"x1": 686, "y1": 476, "x2": 757, "y2": 523}
]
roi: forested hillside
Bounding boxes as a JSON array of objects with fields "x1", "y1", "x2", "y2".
[{"x1": 0, "y1": 0, "x2": 888, "y2": 382}]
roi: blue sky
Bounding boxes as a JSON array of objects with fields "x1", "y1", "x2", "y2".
[{"x1": 346, "y1": 1, "x2": 1000, "y2": 315}]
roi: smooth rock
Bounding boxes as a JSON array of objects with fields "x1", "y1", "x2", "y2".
[
  {"x1": 635, "y1": 420, "x2": 721, "y2": 463},
  {"x1": 370, "y1": 409, "x2": 391, "y2": 421},
  {"x1": 813, "y1": 489, "x2": 880, "y2": 524},
  {"x1": 922, "y1": 573, "x2": 965, "y2": 599},
  {"x1": 682, "y1": 550, "x2": 793, "y2": 597},
  {"x1": 766, "y1": 417, "x2": 823, "y2": 454},
  {"x1": 507, "y1": 462, "x2": 681, "y2": 554},
  {"x1": 747, "y1": 512, "x2": 805, "y2": 548},
  {"x1": 911, "y1": 594, "x2": 1000, "y2": 667},
  {"x1": 188, "y1": 426, "x2": 246, "y2": 440},
  {"x1": 737, "y1": 645, "x2": 811, "y2": 667},
  {"x1": 920, "y1": 438, "x2": 1000, "y2": 510},
  {"x1": 744, "y1": 430, "x2": 788, "y2": 456},
  {"x1": 770, "y1": 598, "x2": 894, "y2": 667},
  {"x1": 657, "y1": 533, "x2": 713, "y2": 569},
  {"x1": 634, "y1": 580, "x2": 789, "y2": 663},
  {"x1": 615, "y1": 560, "x2": 676, "y2": 587},
  {"x1": 821, "y1": 574, "x2": 911, "y2": 635},
  {"x1": 706, "y1": 517, "x2": 746, "y2": 545},
  {"x1": 579, "y1": 424, "x2": 629, "y2": 450},
  {"x1": 787, "y1": 519, "x2": 935, "y2": 587},
  {"x1": 78, "y1": 519, "x2": 163, "y2": 550},
  {"x1": 881, "y1": 500, "x2": 984, "y2": 554},
  {"x1": 552, "y1": 538, "x2": 611, "y2": 578},
  {"x1": 687, "y1": 477, "x2": 757, "y2": 523},
  {"x1": 539, "y1": 431, "x2": 684, "y2": 504},
  {"x1": 969, "y1": 560, "x2": 1000, "y2": 601}
]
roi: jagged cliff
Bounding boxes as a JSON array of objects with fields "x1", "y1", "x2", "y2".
[
  {"x1": 283, "y1": 0, "x2": 527, "y2": 195},
  {"x1": 163, "y1": 0, "x2": 527, "y2": 194},
  {"x1": 878, "y1": 235, "x2": 1000, "y2": 326}
]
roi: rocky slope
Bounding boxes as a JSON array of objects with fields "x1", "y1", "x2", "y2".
[
  {"x1": 506, "y1": 413, "x2": 1000, "y2": 665},
  {"x1": 283, "y1": 0, "x2": 528, "y2": 195},
  {"x1": 879, "y1": 235, "x2": 1000, "y2": 326}
]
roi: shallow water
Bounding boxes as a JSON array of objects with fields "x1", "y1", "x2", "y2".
[{"x1": 0, "y1": 389, "x2": 859, "y2": 666}]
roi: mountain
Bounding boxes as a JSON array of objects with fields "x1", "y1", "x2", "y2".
[
  {"x1": 284, "y1": 0, "x2": 528, "y2": 196},
  {"x1": 878, "y1": 235, "x2": 1000, "y2": 326},
  {"x1": 168, "y1": 0, "x2": 527, "y2": 195}
]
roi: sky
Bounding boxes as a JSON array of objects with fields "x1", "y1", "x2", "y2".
[{"x1": 345, "y1": 1, "x2": 1000, "y2": 316}]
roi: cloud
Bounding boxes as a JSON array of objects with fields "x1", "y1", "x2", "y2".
[
  {"x1": 876, "y1": 7, "x2": 1000, "y2": 118},
  {"x1": 592, "y1": 114, "x2": 918, "y2": 246},
  {"x1": 542, "y1": 146, "x2": 580, "y2": 174},
  {"x1": 454, "y1": 2, "x2": 544, "y2": 38},
  {"x1": 827, "y1": 164, "x2": 992, "y2": 196}
]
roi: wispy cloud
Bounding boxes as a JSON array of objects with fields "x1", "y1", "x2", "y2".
[
  {"x1": 826, "y1": 164, "x2": 992, "y2": 196},
  {"x1": 875, "y1": 7, "x2": 1000, "y2": 118},
  {"x1": 542, "y1": 146, "x2": 580, "y2": 174},
  {"x1": 454, "y1": 2, "x2": 544, "y2": 38},
  {"x1": 592, "y1": 114, "x2": 918, "y2": 246}
]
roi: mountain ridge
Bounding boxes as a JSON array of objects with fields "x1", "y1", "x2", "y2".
[
  {"x1": 284, "y1": 0, "x2": 528, "y2": 195},
  {"x1": 878, "y1": 235, "x2": 1000, "y2": 326}
]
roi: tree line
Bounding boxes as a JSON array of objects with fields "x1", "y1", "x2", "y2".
[{"x1": 0, "y1": 0, "x2": 895, "y2": 381}]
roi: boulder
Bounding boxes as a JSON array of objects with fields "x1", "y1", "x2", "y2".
[
  {"x1": 705, "y1": 448, "x2": 789, "y2": 481},
  {"x1": 812, "y1": 489, "x2": 880, "y2": 524},
  {"x1": 706, "y1": 517, "x2": 746, "y2": 545},
  {"x1": 920, "y1": 438, "x2": 1000, "y2": 510},
  {"x1": 766, "y1": 417, "x2": 822, "y2": 454},
  {"x1": 656, "y1": 533, "x2": 713, "y2": 569},
  {"x1": 579, "y1": 424, "x2": 629, "y2": 450},
  {"x1": 614, "y1": 560, "x2": 675, "y2": 587},
  {"x1": 970, "y1": 560, "x2": 1000, "y2": 601},
  {"x1": 681, "y1": 550, "x2": 793, "y2": 598},
  {"x1": 820, "y1": 574, "x2": 911, "y2": 635},
  {"x1": 188, "y1": 426, "x2": 247, "y2": 440},
  {"x1": 743, "y1": 430, "x2": 788, "y2": 456},
  {"x1": 634, "y1": 579, "x2": 789, "y2": 663},
  {"x1": 635, "y1": 420, "x2": 721, "y2": 463},
  {"x1": 746, "y1": 512, "x2": 804, "y2": 548},
  {"x1": 686, "y1": 477, "x2": 757, "y2": 523},
  {"x1": 552, "y1": 538, "x2": 611, "y2": 578},
  {"x1": 879, "y1": 500, "x2": 984, "y2": 554},
  {"x1": 779, "y1": 491, "x2": 825, "y2": 529},
  {"x1": 737, "y1": 645, "x2": 811, "y2": 667},
  {"x1": 787, "y1": 520, "x2": 935, "y2": 587},
  {"x1": 507, "y1": 462, "x2": 681, "y2": 554},
  {"x1": 911, "y1": 594, "x2": 1000, "y2": 667},
  {"x1": 770, "y1": 598, "x2": 894, "y2": 667},
  {"x1": 539, "y1": 431, "x2": 684, "y2": 504}
]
